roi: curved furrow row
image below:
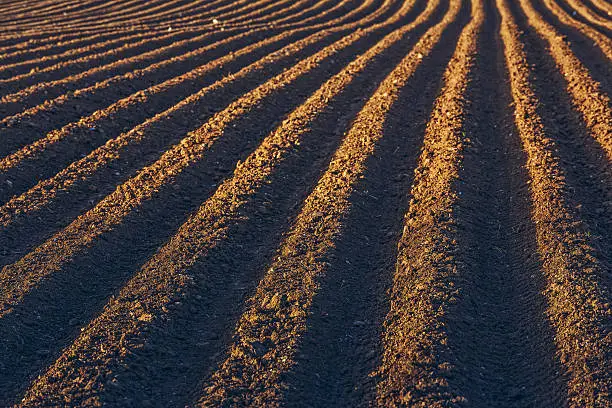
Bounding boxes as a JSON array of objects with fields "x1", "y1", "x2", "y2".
[
  {"x1": 1, "y1": 20, "x2": 415, "y2": 408},
  {"x1": 2, "y1": 29, "x2": 252, "y2": 118},
  {"x1": 0, "y1": 17, "x2": 232, "y2": 51},
  {"x1": 0, "y1": 0, "x2": 395, "y2": 401},
  {"x1": 0, "y1": 0, "x2": 370, "y2": 176},
  {"x1": 1, "y1": 0, "x2": 119, "y2": 17},
  {"x1": 0, "y1": 0, "x2": 356, "y2": 90},
  {"x1": 0, "y1": 0, "x2": 330, "y2": 61},
  {"x1": 0, "y1": 32, "x2": 292, "y2": 117},
  {"x1": 34, "y1": 0, "x2": 228, "y2": 29},
  {"x1": 0, "y1": 10, "x2": 235, "y2": 50},
  {"x1": 0, "y1": 24, "x2": 148, "y2": 46},
  {"x1": 587, "y1": 0, "x2": 612, "y2": 17},
  {"x1": 0, "y1": 0, "x2": 305, "y2": 97},
  {"x1": 512, "y1": 0, "x2": 612, "y2": 160},
  {"x1": 375, "y1": 0, "x2": 573, "y2": 405},
  {"x1": 0, "y1": 30, "x2": 177, "y2": 78},
  {"x1": 498, "y1": 0, "x2": 611, "y2": 405},
  {"x1": 0, "y1": 0, "x2": 405, "y2": 333},
  {"x1": 1, "y1": 1, "x2": 609, "y2": 406},
  {"x1": 0, "y1": 0, "x2": 233, "y2": 33},
  {"x1": 0, "y1": 0, "x2": 378, "y2": 232},
  {"x1": 0, "y1": 29, "x2": 209, "y2": 84},
  {"x1": 7, "y1": 0, "x2": 432, "y2": 404},
  {"x1": 0, "y1": 0, "x2": 97, "y2": 22},
  {"x1": 527, "y1": 0, "x2": 611, "y2": 96},
  {"x1": 28, "y1": 0, "x2": 281, "y2": 34},
  {"x1": 0, "y1": 26, "x2": 246, "y2": 109},
  {"x1": 0, "y1": 0, "x2": 251, "y2": 41},
  {"x1": 562, "y1": 0, "x2": 612, "y2": 31},
  {"x1": 374, "y1": 0, "x2": 485, "y2": 404},
  {"x1": 199, "y1": 0, "x2": 465, "y2": 405},
  {"x1": 540, "y1": 0, "x2": 612, "y2": 58},
  {"x1": 0, "y1": 0, "x2": 155, "y2": 26},
  {"x1": 0, "y1": 12, "x2": 288, "y2": 63},
  {"x1": 2, "y1": 1, "x2": 436, "y2": 404},
  {"x1": 1, "y1": 0, "x2": 331, "y2": 79},
  {"x1": 0, "y1": 0, "x2": 278, "y2": 37},
  {"x1": 0, "y1": 0, "x2": 197, "y2": 35},
  {"x1": 0, "y1": 26, "x2": 178, "y2": 64},
  {"x1": 0, "y1": 26, "x2": 161, "y2": 56},
  {"x1": 0, "y1": 0, "x2": 237, "y2": 59}
]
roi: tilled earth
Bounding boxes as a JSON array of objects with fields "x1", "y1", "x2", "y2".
[{"x1": 0, "y1": 0, "x2": 610, "y2": 406}]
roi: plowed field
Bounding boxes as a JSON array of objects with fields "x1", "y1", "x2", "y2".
[{"x1": 0, "y1": 0, "x2": 610, "y2": 406}]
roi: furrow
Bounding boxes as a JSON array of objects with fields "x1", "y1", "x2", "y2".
[
  {"x1": 0, "y1": 0, "x2": 339, "y2": 67},
  {"x1": 0, "y1": 0, "x2": 293, "y2": 96},
  {"x1": 63, "y1": 0, "x2": 257, "y2": 28},
  {"x1": 0, "y1": 30, "x2": 206, "y2": 85},
  {"x1": 0, "y1": 3, "x2": 396, "y2": 399},
  {"x1": 0, "y1": 0, "x2": 381, "y2": 253},
  {"x1": 526, "y1": 0, "x2": 611, "y2": 98},
  {"x1": 0, "y1": 28, "x2": 236, "y2": 102},
  {"x1": 11, "y1": 3, "x2": 449, "y2": 404},
  {"x1": 0, "y1": 0, "x2": 373, "y2": 203},
  {"x1": 0, "y1": 0, "x2": 233, "y2": 32},
  {"x1": 511, "y1": 0, "x2": 612, "y2": 300},
  {"x1": 0, "y1": 3, "x2": 302, "y2": 61},
  {"x1": 32, "y1": 0, "x2": 225, "y2": 29},
  {"x1": 0, "y1": 27, "x2": 157, "y2": 56},
  {"x1": 514, "y1": 0, "x2": 612, "y2": 160},
  {"x1": 374, "y1": 0, "x2": 493, "y2": 405},
  {"x1": 540, "y1": 0, "x2": 612, "y2": 58},
  {"x1": 498, "y1": 0, "x2": 611, "y2": 405},
  {"x1": 0, "y1": 25, "x2": 140, "y2": 45},
  {"x1": 0, "y1": 0, "x2": 352, "y2": 114},
  {"x1": 563, "y1": 0, "x2": 612, "y2": 31},
  {"x1": 0, "y1": 0, "x2": 95, "y2": 22},
  {"x1": 198, "y1": 0, "x2": 465, "y2": 405},
  {"x1": 0, "y1": 0, "x2": 403, "y2": 325},
  {"x1": 3, "y1": 1, "x2": 609, "y2": 406},
  {"x1": 0, "y1": 1, "x2": 358, "y2": 126},
  {"x1": 0, "y1": 0, "x2": 150, "y2": 25},
  {"x1": 281, "y1": 4, "x2": 469, "y2": 407},
  {"x1": 587, "y1": 0, "x2": 612, "y2": 17},
  {"x1": 0, "y1": 28, "x2": 256, "y2": 135},
  {"x1": 0, "y1": 25, "x2": 179, "y2": 64},
  {"x1": 1, "y1": 0, "x2": 275, "y2": 36},
  {"x1": 441, "y1": 0, "x2": 568, "y2": 405},
  {"x1": 377, "y1": 0, "x2": 570, "y2": 405},
  {"x1": 64, "y1": 0, "x2": 280, "y2": 33},
  {"x1": 1, "y1": 0, "x2": 121, "y2": 19},
  {"x1": 0, "y1": 30, "x2": 170, "y2": 79},
  {"x1": 0, "y1": 0, "x2": 146, "y2": 27},
  {"x1": 8, "y1": 2, "x2": 429, "y2": 404}
]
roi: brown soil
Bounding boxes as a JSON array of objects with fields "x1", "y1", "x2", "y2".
[{"x1": 0, "y1": 0, "x2": 609, "y2": 407}]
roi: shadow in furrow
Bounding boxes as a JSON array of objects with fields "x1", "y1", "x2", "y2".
[
  {"x1": 444, "y1": 1, "x2": 566, "y2": 406},
  {"x1": 0, "y1": 15, "x2": 420, "y2": 404},
  {"x1": 510, "y1": 0, "x2": 612, "y2": 281},
  {"x1": 554, "y1": 0, "x2": 612, "y2": 37},
  {"x1": 528, "y1": 0, "x2": 611, "y2": 96},
  {"x1": 281, "y1": 4, "x2": 471, "y2": 406},
  {"x1": 0, "y1": 29, "x2": 341, "y2": 203},
  {"x1": 0, "y1": 0, "x2": 380, "y2": 159},
  {"x1": 0, "y1": 33, "x2": 332, "y2": 270}
]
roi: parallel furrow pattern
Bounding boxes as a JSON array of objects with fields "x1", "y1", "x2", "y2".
[{"x1": 0, "y1": 0, "x2": 609, "y2": 406}]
